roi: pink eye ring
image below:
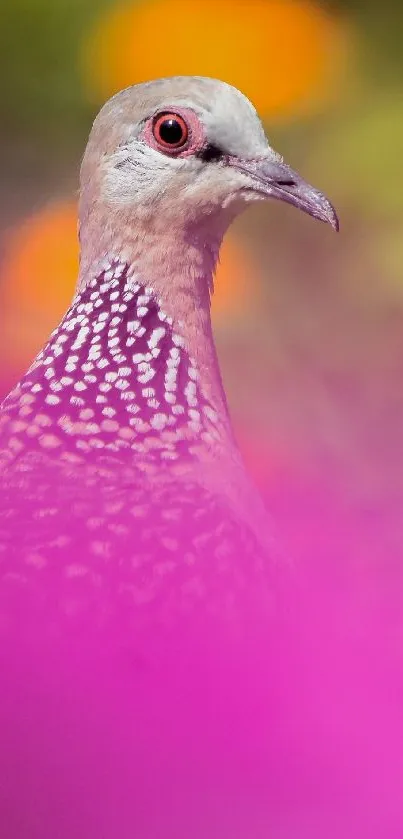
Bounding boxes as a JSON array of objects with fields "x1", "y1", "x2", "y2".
[
  {"x1": 142, "y1": 107, "x2": 205, "y2": 157},
  {"x1": 152, "y1": 112, "x2": 189, "y2": 151}
]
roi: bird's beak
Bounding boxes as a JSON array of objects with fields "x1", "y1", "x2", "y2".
[{"x1": 229, "y1": 156, "x2": 339, "y2": 231}]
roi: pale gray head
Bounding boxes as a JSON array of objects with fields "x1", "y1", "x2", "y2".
[{"x1": 78, "y1": 76, "x2": 338, "y2": 325}]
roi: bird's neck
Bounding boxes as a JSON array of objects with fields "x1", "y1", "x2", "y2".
[
  {"x1": 3, "y1": 258, "x2": 235, "y2": 469},
  {"x1": 2, "y1": 244, "x2": 271, "y2": 549},
  {"x1": 77, "y1": 210, "x2": 234, "y2": 447}
]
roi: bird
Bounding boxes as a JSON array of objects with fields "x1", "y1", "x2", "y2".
[
  {"x1": 0, "y1": 76, "x2": 338, "y2": 643},
  {"x1": 1, "y1": 78, "x2": 402, "y2": 839},
  {"x1": 7, "y1": 78, "x2": 389, "y2": 839}
]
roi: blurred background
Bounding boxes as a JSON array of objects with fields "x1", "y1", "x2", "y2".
[{"x1": 1, "y1": 0, "x2": 403, "y2": 593}]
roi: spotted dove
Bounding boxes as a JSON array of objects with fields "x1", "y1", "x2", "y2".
[
  {"x1": 1, "y1": 80, "x2": 401, "y2": 839},
  {"x1": 0, "y1": 77, "x2": 337, "y2": 638},
  {"x1": 0, "y1": 76, "x2": 342, "y2": 839}
]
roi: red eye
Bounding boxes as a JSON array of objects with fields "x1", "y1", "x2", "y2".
[{"x1": 152, "y1": 112, "x2": 189, "y2": 151}]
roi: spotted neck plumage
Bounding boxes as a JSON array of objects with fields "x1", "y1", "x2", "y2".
[
  {"x1": 1, "y1": 255, "x2": 273, "y2": 555},
  {"x1": 2, "y1": 257, "x2": 236, "y2": 466}
]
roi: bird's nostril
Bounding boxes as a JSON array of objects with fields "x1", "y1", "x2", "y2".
[{"x1": 276, "y1": 178, "x2": 296, "y2": 187}]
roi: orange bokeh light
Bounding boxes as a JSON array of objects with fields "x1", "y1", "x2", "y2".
[
  {"x1": 83, "y1": 0, "x2": 349, "y2": 120},
  {"x1": 0, "y1": 201, "x2": 260, "y2": 371},
  {"x1": 2, "y1": 202, "x2": 79, "y2": 325},
  {"x1": 0, "y1": 203, "x2": 78, "y2": 370}
]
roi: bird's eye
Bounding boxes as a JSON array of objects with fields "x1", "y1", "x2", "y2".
[{"x1": 152, "y1": 112, "x2": 189, "y2": 151}]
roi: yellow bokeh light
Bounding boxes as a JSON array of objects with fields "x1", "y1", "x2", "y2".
[
  {"x1": 0, "y1": 201, "x2": 259, "y2": 371},
  {"x1": 83, "y1": 0, "x2": 349, "y2": 120}
]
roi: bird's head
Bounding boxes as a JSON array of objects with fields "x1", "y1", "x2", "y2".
[
  {"x1": 81, "y1": 76, "x2": 337, "y2": 237},
  {"x1": 78, "y1": 76, "x2": 338, "y2": 326}
]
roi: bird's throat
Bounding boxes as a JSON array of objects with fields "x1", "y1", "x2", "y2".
[{"x1": 76, "y1": 211, "x2": 234, "y2": 449}]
